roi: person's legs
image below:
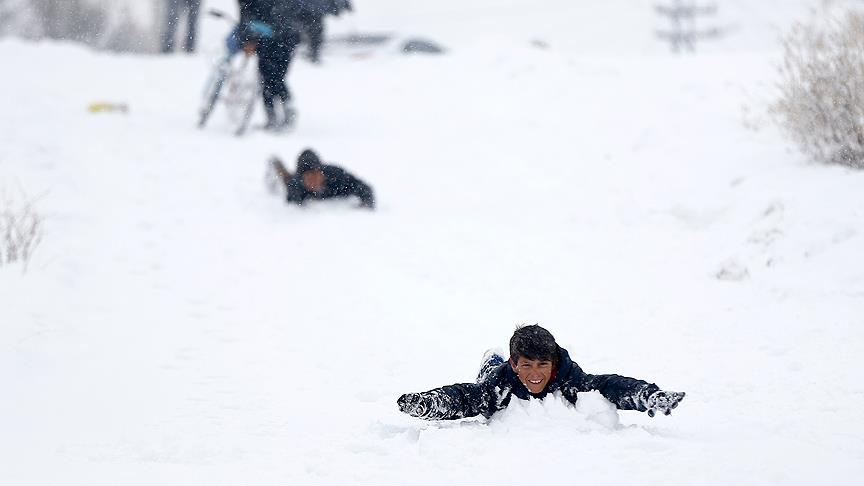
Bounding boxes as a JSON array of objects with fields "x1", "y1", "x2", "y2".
[
  {"x1": 161, "y1": 0, "x2": 181, "y2": 53},
  {"x1": 272, "y1": 35, "x2": 300, "y2": 126},
  {"x1": 306, "y1": 14, "x2": 325, "y2": 63},
  {"x1": 257, "y1": 48, "x2": 280, "y2": 127},
  {"x1": 476, "y1": 349, "x2": 505, "y2": 383},
  {"x1": 183, "y1": 0, "x2": 201, "y2": 53},
  {"x1": 272, "y1": 57, "x2": 291, "y2": 103},
  {"x1": 258, "y1": 34, "x2": 300, "y2": 128}
]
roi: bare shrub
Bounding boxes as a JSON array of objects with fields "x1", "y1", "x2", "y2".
[
  {"x1": 772, "y1": 9, "x2": 864, "y2": 169},
  {"x1": 0, "y1": 190, "x2": 43, "y2": 271}
]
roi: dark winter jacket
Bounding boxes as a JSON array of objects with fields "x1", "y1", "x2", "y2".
[
  {"x1": 238, "y1": 0, "x2": 302, "y2": 42},
  {"x1": 408, "y1": 347, "x2": 659, "y2": 420},
  {"x1": 297, "y1": 0, "x2": 353, "y2": 16},
  {"x1": 285, "y1": 163, "x2": 375, "y2": 208}
]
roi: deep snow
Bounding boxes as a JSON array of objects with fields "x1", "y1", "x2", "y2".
[{"x1": 1, "y1": 0, "x2": 863, "y2": 485}]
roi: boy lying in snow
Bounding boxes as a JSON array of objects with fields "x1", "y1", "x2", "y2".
[
  {"x1": 269, "y1": 149, "x2": 375, "y2": 208},
  {"x1": 397, "y1": 324, "x2": 685, "y2": 420}
]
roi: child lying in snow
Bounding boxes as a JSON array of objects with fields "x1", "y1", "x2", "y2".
[
  {"x1": 269, "y1": 149, "x2": 375, "y2": 209},
  {"x1": 397, "y1": 324, "x2": 685, "y2": 420}
]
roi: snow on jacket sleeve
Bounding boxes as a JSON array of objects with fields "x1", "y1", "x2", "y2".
[
  {"x1": 407, "y1": 382, "x2": 501, "y2": 420},
  {"x1": 560, "y1": 362, "x2": 660, "y2": 411}
]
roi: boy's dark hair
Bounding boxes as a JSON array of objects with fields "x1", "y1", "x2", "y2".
[{"x1": 509, "y1": 324, "x2": 559, "y2": 364}]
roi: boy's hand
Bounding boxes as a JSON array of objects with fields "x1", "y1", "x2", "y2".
[
  {"x1": 645, "y1": 390, "x2": 685, "y2": 417},
  {"x1": 397, "y1": 393, "x2": 428, "y2": 417}
]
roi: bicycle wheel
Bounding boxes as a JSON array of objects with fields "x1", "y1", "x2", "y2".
[
  {"x1": 223, "y1": 56, "x2": 260, "y2": 136},
  {"x1": 233, "y1": 88, "x2": 258, "y2": 136},
  {"x1": 198, "y1": 59, "x2": 230, "y2": 128}
]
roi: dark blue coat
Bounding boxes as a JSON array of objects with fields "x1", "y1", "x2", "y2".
[
  {"x1": 297, "y1": 0, "x2": 352, "y2": 16},
  {"x1": 238, "y1": 0, "x2": 302, "y2": 41},
  {"x1": 285, "y1": 163, "x2": 375, "y2": 208},
  {"x1": 410, "y1": 347, "x2": 659, "y2": 420}
]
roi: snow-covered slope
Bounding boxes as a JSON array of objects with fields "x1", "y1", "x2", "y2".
[{"x1": 2, "y1": 1, "x2": 863, "y2": 485}]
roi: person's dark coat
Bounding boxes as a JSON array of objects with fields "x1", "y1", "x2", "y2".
[
  {"x1": 294, "y1": 0, "x2": 351, "y2": 62},
  {"x1": 403, "y1": 347, "x2": 659, "y2": 420},
  {"x1": 296, "y1": 0, "x2": 352, "y2": 16},
  {"x1": 285, "y1": 151, "x2": 375, "y2": 208},
  {"x1": 238, "y1": 0, "x2": 302, "y2": 42}
]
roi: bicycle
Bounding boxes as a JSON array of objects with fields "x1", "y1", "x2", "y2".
[{"x1": 197, "y1": 9, "x2": 260, "y2": 137}]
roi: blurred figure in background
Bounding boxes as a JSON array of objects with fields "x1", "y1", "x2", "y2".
[
  {"x1": 238, "y1": 0, "x2": 302, "y2": 130},
  {"x1": 162, "y1": 0, "x2": 202, "y2": 53},
  {"x1": 297, "y1": 0, "x2": 353, "y2": 63},
  {"x1": 269, "y1": 149, "x2": 375, "y2": 209}
]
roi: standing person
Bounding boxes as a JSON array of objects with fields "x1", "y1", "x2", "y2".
[
  {"x1": 296, "y1": 0, "x2": 353, "y2": 63},
  {"x1": 397, "y1": 325, "x2": 685, "y2": 420},
  {"x1": 162, "y1": 0, "x2": 202, "y2": 53},
  {"x1": 237, "y1": 0, "x2": 303, "y2": 130}
]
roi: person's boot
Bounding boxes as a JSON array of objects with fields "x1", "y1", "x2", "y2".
[
  {"x1": 263, "y1": 99, "x2": 279, "y2": 130},
  {"x1": 476, "y1": 349, "x2": 505, "y2": 383},
  {"x1": 281, "y1": 99, "x2": 297, "y2": 130}
]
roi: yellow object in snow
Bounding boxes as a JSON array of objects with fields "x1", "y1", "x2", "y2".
[{"x1": 88, "y1": 102, "x2": 129, "y2": 114}]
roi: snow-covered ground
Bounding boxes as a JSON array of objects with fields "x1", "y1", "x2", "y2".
[{"x1": 2, "y1": 0, "x2": 863, "y2": 484}]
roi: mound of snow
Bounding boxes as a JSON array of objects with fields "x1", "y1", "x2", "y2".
[{"x1": 488, "y1": 391, "x2": 620, "y2": 435}]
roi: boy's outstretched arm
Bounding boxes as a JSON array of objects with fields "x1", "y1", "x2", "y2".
[
  {"x1": 397, "y1": 383, "x2": 491, "y2": 420},
  {"x1": 567, "y1": 365, "x2": 685, "y2": 416},
  {"x1": 347, "y1": 174, "x2": 375, "y2": 208},
  {"x1": 642, "y1": 390, "x2": 686, "y2": 417}
]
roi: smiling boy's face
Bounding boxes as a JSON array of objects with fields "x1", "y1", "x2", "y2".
[{"x1": 511, "y1": 356, "x2": 554, "y2": 394}]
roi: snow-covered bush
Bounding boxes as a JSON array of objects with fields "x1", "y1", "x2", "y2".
[
  {"x1": 0, "y1": 190, "x2": 42, "y2": 271},
  {"x1": 773, "y1": 10, "x2": 864, "y2": 169}
]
